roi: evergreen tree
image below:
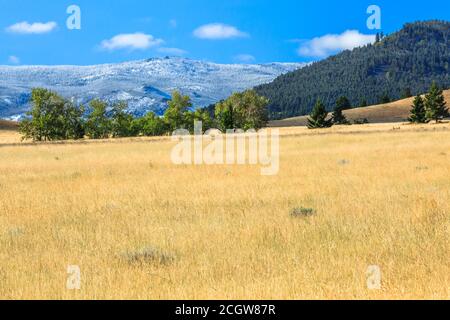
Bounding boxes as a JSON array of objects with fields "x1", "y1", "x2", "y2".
[
  {"x1": 307, "y1": 100, "x2": 332, "y2": 129},
  {"x1": 331, "y1": 105, "x2": 349, "y2": 125},
  {"x1": 379, "y1": 93, "x2": 391, "y2": 104},
  {"x1": 359, "y1": 99, "x2": 368, "y2": 108},
  {"x1": 336, "y1": 96, "x2": 352, "y2": 110},
  {"x1": 408, "y1": 95, "x2": 427, "y2": 123},
  {"x1": 401, "y1": 88, "x2": 413, "y2": 99},
  {"x1": 62, "y1": 100, "x2": 85, "y2": 140},
  {"x1": 331, "y1": 96, "x2": 350, "y2": 125},
  {"x1": 425, "y1": 82, "x2": 449, "y2": 123}
]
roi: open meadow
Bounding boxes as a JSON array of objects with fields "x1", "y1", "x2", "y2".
[{"x1": 0, "y1": 122, "x2": 449, "y2": 299}]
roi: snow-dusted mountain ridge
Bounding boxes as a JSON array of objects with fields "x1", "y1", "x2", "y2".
[{"x1": 0, "y1": 57, "x2": 305, "y2": 119}]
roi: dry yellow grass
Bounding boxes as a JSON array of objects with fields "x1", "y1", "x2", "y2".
[
  {"x1": 0, "y1": 122, "x2": 449, "y2": 300},
  {"x1": 269, "y1": 90, "x2": 450, "y2": 127}
]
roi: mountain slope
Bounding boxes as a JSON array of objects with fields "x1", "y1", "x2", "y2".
[
  {"x1": 256, "y1": 20, "x2": 450, "y2": 120},
  {"x1": 269, "y1": 89, "x2": 450, "y2": 127},
  {"x1": 0, "y1": 57, "x2": 304, "y2": 119}
]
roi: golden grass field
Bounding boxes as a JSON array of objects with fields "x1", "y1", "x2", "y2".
[{"x1": 0, "y1": 122, "x2": 449, "y2": 300}]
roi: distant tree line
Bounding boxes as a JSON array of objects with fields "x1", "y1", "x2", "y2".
[
  {"x1": 19, "y1": 88, "x2": 269, "y2": 141},
  {"x1": 307, "y1": 81, "x2": 448, "y2": 129}
]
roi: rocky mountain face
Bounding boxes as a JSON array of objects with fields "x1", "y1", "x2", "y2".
[{"x1": 0, "y1": 57, "x2": 304, "y2": 120}]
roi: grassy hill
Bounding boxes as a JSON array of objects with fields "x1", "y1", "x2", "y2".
[{"x1": 269, "y1": 89, "x2": 450, "y2": 127}]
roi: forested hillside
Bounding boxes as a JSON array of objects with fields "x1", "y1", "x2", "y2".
[{"x1": 256, "y1": 20, "x2": 450, "y2": 119}]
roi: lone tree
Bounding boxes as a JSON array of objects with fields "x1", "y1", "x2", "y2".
[
  {"x1": 307, "y1": 100, "x2": 332, "y2": 129},
  {"x1": 331, "y1": 105, "x2": 349, "y2": 125},
  {"x1": 408, "y1": 95, "x2": 427, "y2": 123},
  {"x1": 332, "y1": 96, "x2": 350, "y2": 125},
  {"x1": 425, "y1": 82, "x2": 448, "y2": 123}
]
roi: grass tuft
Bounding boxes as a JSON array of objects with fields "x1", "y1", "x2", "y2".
[
  {"x1": 121, "y1": 247, "x2": 175, "y2": 266},
  {"x1": 290, "y1": 207, "x2": 315, "y2": 217}
]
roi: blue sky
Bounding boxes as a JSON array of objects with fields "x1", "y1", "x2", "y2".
[{"x1": 1, "y1": 0, "x2": 449, "y2": 65}]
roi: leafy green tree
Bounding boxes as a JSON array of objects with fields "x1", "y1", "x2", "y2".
[
  {"x1": 215, "y1": 90, "x2": 268, "y2": 130},
  {"x1": 110, "y1": 101, "x2": 135, "y2": 138},
  {"x1": 195, "y1": 109, "x2": 214, "y2": 131},
  {"x1": 425, "y1": 82, "x2": 449, "y2": 123},
  {"x1": 215, "y1": 99, "x2": 234, "y2": 131},
  {"x1": 359, "y1": 99, "x2": 368, "y2": 108},
  {"x1": 19, "y1": 88, "x2": 83, "y2": 141},
  {"x1": 164, "y1": 91, "x2": 192, "y2": 131},
  {"x1": 129, "y1": 118, "x2": 142, "y2": 137},
  {"x1": 307, "y1": 100, "x2": 332, "y2": 129},
  {"x1": 139, "y1": 112, "x2": 168, "y2": 136},
  {"x1": 408, "y1": 95, "x2": 427, "y2": 123},
  {"x1": 85, "y1": 99, "x2": 111, "y2": 139},
  {"x1": 63, "y1": 100, "x2": 85, "y2": 140},
  {"x1": 185, "y1": 109, "x2": 214, "y2": 133}
]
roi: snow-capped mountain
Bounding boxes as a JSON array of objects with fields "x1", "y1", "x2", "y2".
[{"x1": 0, "y1": 57, "x2": 305, "y2": 119}]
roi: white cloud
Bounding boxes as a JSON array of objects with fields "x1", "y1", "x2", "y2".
[
  {"x1": 234, "y1": 54, "x2": 255, "y2": 63},
  {"x1": 6, "y1": 21, "x2": 57, "y2": 34},
  {"x1": 297, "y1": 30, "x2": 375, "y2": 58},
  {"x1": 193, "y1": 23, "x2": 248, "y2": 39},
  {"x1": 8, "y1": 55, "x2": 20, "y2": 64},
  {"x1": 101, "y1": 33, "x2": 163, "y2": 51},
  {"x1": 157, "y1": 47, "x2": 187, "y2": 56}
]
